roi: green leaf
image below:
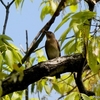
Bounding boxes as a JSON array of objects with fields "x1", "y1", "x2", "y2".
[
  {"x1": 44, "y1": 85, "x2": 51, "y2": 95},
  {"x1": 87, "y1": 42, "x2": 99, "y2": 73},
  {"x1": 53, "y1": 82, "x2": 60, "y2": 93},
  {"x1": 12, "y1": 49, "x2": 22, "y2": 63},
  {"x1": 60, "y1": 26, "x2": 72, "y2": 46},
  {"x1": 31, "y1": 83, "x2": 35, "y2": 93},
  {"x1": 49, "y1": 0, "x2": 58, "y2": 15},
  {"x1": 29, "y1": 57, "x2": 35, "y2": 66},
  {"x1": 36, "y1": 49, "x2": 44, "y2": 57},
  {"x1": 40, "y1": 5, "x2": 50, "y2": 21},
  {"x1": 0, "y1": 35, "x2": 13, "y2": 41},
  {"x1": 55, "y1": 12, "x2": 73, "y2": 32},
  {"x1": 15, "y1": 0, "x2": 22, "y2": 8},
  {"x1": 4, "y1": 49, "x2": 14, "y2": 69},
  {"x1": 70, "y1": 5, "x2": 78, "y2": 12},
  {"x1": 5, "y1": 95, "x2": 10, "y2": 100},
  {"x1": 81, "y1": 93, "x2": 91, "y2": 100},
  {"x1": 64, "y1": 38, "x2": 76, "y2": 54},
  {"x1": 71, "y1": 11, "x2": 96, "y2": 20},
  {"x1": 0, "y1": 81, "x2": 2, "y2": 96},
  {"x1": 64, "y1": 92, "x2": 78, "y2": 100},
  {"x1": 0, "y1": 53, "x2": 3, "y2": 71},
  {"x1": 36, "y1": 49, "x2": 46, "y2": 62},
  {"x1": 36, "y1": 80, "x2": 43, "y2": 92}
]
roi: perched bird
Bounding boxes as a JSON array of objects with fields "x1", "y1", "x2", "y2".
[{"x1": 45, "y1": 31, "x2": 61, "y2": 78}]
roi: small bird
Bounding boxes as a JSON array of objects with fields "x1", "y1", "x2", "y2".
[{"x1": 45, "y1": 31, "x2": 61, "y2": 78}]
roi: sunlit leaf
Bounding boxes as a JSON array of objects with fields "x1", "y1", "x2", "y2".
[
  {"x1": 0, "y1": 72, "x2": 7, "y2": 79},
  {"x1": 87, "y1": 41, "x2": 100, "y2": 73},
  {"x1": 0, "y1": 81, "x2": 2, "y2": 96},
  {"x1": 0, "y1": 53, "x2": 3, "y2": 71},
  {"x1": 15, "y1": 0, "x2": 22, "y2": 8},
  {"x1": 36, "y1": 49, "x2": 46, "y2": 62},
  {"x1": 50, "y1": 0, "x2": 58, "y2": 15},
  {"x1": 64, "y1": 92, "x2": 78, "y2": 100},
  {"x1": 37, "y1": 56, "x2": 47, "y2": 62},
  {"x1": 53, "y1": 82, "x2": 60, "y2": 93},
  {"x1": 44, "y1": 85, "x2": 51, "y2": 95},
  {"x1": 5, "y1": 95, "x2": 10, "y2": 100},
  {"x1": 60, "y1": 26, "x2": 72, "y2": 46},
  {"x1": 29, "y1": 57, "x2": 35, "y2": 66},
  {"x1": 81, "y1": 93, "x2": 91, "y2": 100},
  {"x1": 40, "y1": 5, "x2": 50, "y2": 21},
  {"x1": 4, "y1": 49, "x2": 14, "y2": 69},
  {"x1": 36, "y1": 80, "x2": 43, "y2": 92},
  {"x1": 70, "y1": 5, "x2": 78, "y2": 12},
  {"x1": 55, "y1": 12, "x2": 73, "y2": 32},
  {"x1": 11, "y1": 92, "x2": 20, "y2": 100},
  {"x1": 13, "y1": 64, "x2": 24, "y2": 81},
  {"x1": 12, "y1": 49, "x2": 22, "y2": 63},
  {"x1": 71, "y1": 11, "x2": 96, "y2": 20},
  {"x1": 36, "y1": 49, "x2": 44, "y2": 57},
  {"x1": 0, "y1": 35, "x2": 13, "y2": 41}
]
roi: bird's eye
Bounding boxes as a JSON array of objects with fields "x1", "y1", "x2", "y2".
[{"x1": 50, "y1": 32, "x2": 52, "y2": 34}]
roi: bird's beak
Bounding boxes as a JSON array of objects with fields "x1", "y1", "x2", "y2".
[{"x1": 44, "y1": 30, "x2": 49, "y2": 37}]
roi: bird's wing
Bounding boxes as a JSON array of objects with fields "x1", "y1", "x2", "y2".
[
  {"x1": 45, "y1": 40, "x2": 50, "y2": 60},
  {"x1": 56, "y1": 40, "x2": 61, "y2": 56}
]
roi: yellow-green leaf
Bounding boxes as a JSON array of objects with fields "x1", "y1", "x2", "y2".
[
  {"x1": 60, "y1": 26, "x2": 72, "y2": 46},
  {"x1": 0, "y1": 53, "x2": 3, "y2": 71},
  {"x1": 70, "y1": 5, "x2": 78, "y2": 12},
  {"x1": 4, "y1": 49, "x2": 14, "y2": 69},
  {"x1": 15, "y1": 0, "x2": 22, "y2": 8},
  {"x1": 0, "y1": 35, "x2": 13, "y2": 41},
  {"x1": 81, "y1": 93, "x2": 91, "y2": 100},
  {"x1": 44, "y1": 85, "x2": 51, "y2": 95},
  {"x1": 55, "y1": 12, "x2": 73, "y2": 32},
  {"x1": 50, "y1": 0, "x2": 58, "y2": 15},
  {"x1": 64, "y1": 92, "x2": 78, "y2": 100},
  {"x1": 40, "y1": 5, "x2": 50, "y2": 21}
]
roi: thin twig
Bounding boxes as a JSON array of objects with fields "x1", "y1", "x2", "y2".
[
  {"x1": 25, "y1": 30, "x2": 29, "y2": 100},
  {"x1": 0, "y1": 0, "x2": 6, "y2": 7},
  {"x1": 0, "y1": 0, "x2": 15, "y2": 34}
]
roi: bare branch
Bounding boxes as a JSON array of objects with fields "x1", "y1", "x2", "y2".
[
  {"x1": 0, "y1": 0, "x2": 6, "y2": 7},
  {"x1": 0, "y1": 0, "x2": 15, "y2": 34}
]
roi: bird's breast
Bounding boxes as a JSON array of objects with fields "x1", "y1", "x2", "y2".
[{"x1": 46, "y1": 41, "x2": 60, "y2": 59}]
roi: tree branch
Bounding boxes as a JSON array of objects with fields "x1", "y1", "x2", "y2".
[
  {"x1": 20, "y1": 0, "x2": 66, "y2": 66},
  {"x1": 2, "y1": 54, "x2": 86, "y2": 97},
  {"x1": 0, "y1": 0, "x2": 15, "y2": 34}
]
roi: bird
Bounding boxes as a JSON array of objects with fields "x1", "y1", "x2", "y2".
[{"x1": 45, "y1": 31, "x2": 61, "y2": 78}]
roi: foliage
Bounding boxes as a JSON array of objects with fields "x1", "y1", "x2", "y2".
[{"x1": 0, "y1": 0, "x2": 100, "y2": 100}]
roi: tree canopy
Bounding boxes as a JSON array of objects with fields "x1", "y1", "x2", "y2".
[{"x1": 0, "y1": 0, "x2": 100, "y2": 100}]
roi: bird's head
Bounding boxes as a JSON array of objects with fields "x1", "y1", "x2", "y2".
[{"x1": 44, "y1": 31, "x2": 55, "y2": 39}]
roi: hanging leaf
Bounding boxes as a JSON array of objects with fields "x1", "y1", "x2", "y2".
[
  {"x1": 44, "y1": 85, "x2": 51, "y2": 95},
  {"x1": 64, "y1": 92, "x2": 79, "y2": 100},
  {"x1": 60, "y1": 26, "x2": 72, "y2": 46},
  {"x1": 0, "y1": 35, "x2": 13, "y2": 41},
  {"x1": 55, "y1": 12, "x2": 73, "y2": 32},
  {"x1": 70, "y1": 5, "x2": 78, "y2": 12},
  {"x1": 4, "y1": 49, "x2": 14, "y2": 69},
  {"x1": 81, "y1": 93, "x2": 91, "y2": 100},
  {"x1": 0, "y1": 53, "x2": 3, "y2": 71},
  {"x1": 40, "y1": 5, "x2": 50, "y2": 21},
  {"x1": 36, "y1": 49, "x2": 46, "y2": 62},
  {"x1": 49, "y1": 0, "x2": 58, "y2": 15},
  {"x1": 15, "y1": 0, "x2": 22, "y2": 8}
]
